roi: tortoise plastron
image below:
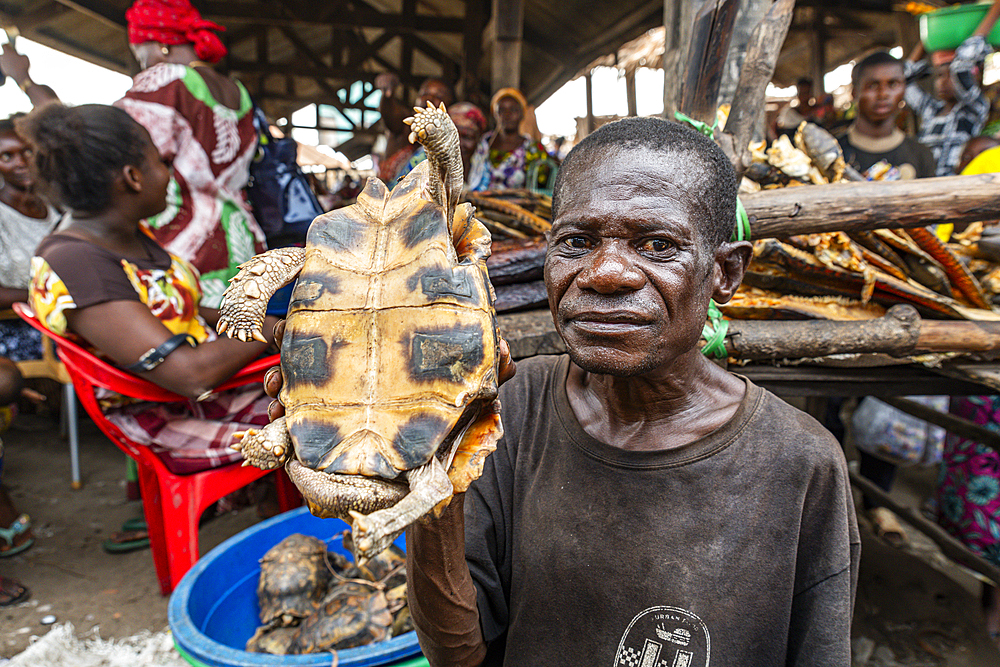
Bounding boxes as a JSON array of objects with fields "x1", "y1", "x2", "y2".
[{"x1": 219, "y1": 104, "x2": 503, "y2": 562}]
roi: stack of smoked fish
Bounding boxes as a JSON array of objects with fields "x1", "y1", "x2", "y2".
[{"x1": 472, "y1": 189, "x2": 552, "y2": 313}]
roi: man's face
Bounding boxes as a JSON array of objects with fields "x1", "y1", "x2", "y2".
[
  {"x1": 545, "y1": 147, "x2": 727, "y2": 377},
  {"x1": 855, "y1": 63, "x2": 905, "y2": 124},
  {"x1": 417, "y1": 80, "x2": 453, "y2": 109}
]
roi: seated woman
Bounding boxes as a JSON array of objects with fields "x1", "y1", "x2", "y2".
[
  {"x1": 0, "y1": 114, "x2": 62, "y2": 363},
  {"x1": 467, "y1": 88, "x2": 554, "y2": 192},
  {"x1": 20, "y1": 103, "x2": 280, "y2": 474}
]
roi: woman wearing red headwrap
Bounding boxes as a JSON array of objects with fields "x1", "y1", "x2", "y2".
[{"x1": 116, "y1": 0, "x2": 265, "y2": 308}]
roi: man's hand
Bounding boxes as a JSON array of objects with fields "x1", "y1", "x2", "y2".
[
  {"x1": 0, "y1": 44, "x2": 31, "y2": 86},
  {"x1": 262, "y1": 318, "x2": 516, "y2": 423}
]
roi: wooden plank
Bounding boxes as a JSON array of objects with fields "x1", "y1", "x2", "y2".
[
  {"x1": 881, "y1": 397, "x2": 1000, "y2": 455},
  {"x1": 744, "y1": 173, "x2": 1000, "y2": 238},
  {"x1": 850, "y1": 471, "x2": 1000, "y2": 587}
]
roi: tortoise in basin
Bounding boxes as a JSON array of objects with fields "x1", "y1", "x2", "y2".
[
  {"x1": 256, "y1": 533, "x2": 332, "y2": 628},
  {"x1": 217, "y1": 103, "x2": 503, "y2": 561},
  {"x1": 287, "y1": 581, "x2": 393, "y2": 654}
]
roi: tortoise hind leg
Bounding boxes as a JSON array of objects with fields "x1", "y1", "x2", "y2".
[
  {"x1": 218, "y1": 247, "x2": 307, "y2": 342},
  {"x1": 232, "y1": 416, "x2": 292, "y2": 470},
  {"x1": 349, "y1": 457, "x2": 453, "y2": 563}
]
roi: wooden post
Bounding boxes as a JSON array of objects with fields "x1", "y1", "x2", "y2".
[
  {"x1": 810, "y1": 8, "x2": 826, "y2": 99},
  {"x1": 625, "y1": 69, "x2": 638, "y2": 117},
  {"x1": 491, "y1": 0, "x2": 523, "y2": 92},
  {"x1": 715, "y1": 0, "x2": 796, "y2": 177},
  {"x1": 462, "y1": 0, "x2": 485, "y2": 101},
  {"x1": 585, "y1": 71, "x2": 595, "y2": 135},
  {"x1": 662, "y1": 0, "x2": 694, "y2": 119}
]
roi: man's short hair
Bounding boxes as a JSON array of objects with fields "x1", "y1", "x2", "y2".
[
  {"x1": 552, "y1": 117, "x2": 738, "y2": 249},
  {"x1": 852, "y1": 51, "x2": 903, "y2": 86}
]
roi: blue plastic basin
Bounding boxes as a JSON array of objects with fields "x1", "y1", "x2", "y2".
[{"x1": 169, "y1": 506, "x2": 424, "y2": 667}]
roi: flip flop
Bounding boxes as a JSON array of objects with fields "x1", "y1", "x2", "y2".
[
  {"x1": 102, "y1": 528, "x2": 150, "y2": 554},
  {"x1": 0, "y1": 576, "x2": 29, "y2": 607},
  {"x1": 121, "y1": 517, "x2": 146, "y2": 532},
  {"x1": 0, "y1": 514, "x2": 34, "y2": 558}
]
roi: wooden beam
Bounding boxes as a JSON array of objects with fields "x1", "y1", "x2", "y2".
[
  {"x1": 881, "y1": 397, "x2": 1000, "y2": 455},
  {"x1": 26, "y1": 26, "x2": 130, "y2": 72},
  {"x1": 2, "y1": 2, "x2": 68, "y2": 31},
  {"x1": 525, "y1": 4, "x2": 661, "y2": 104},
  {"x1": 52, "y1": 0, "x2": 124, "y2": 29},
  {"x1": 743, "y1": 173, "x2": 1000, "y2": 238},
  {"x1": 199, "y1": 1, "x2": 464, "y2": 33}
]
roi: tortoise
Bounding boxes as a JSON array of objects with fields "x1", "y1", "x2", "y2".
[
  {"x1": 217, "y1": 103, "x2": 504, "y2": 561},
  {"x1": 287, "y1": 581, "x2": 393, "y2": 654},
  {"x1": 256, "y1": 533, "x2": 332, "y2": 627},
  {"x1": 246, "y1": 625, "x2": 298, "y2": 655}
]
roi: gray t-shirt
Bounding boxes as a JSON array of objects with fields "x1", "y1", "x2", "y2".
[{"x1": 465, "y1": 355, "x2": 860, "y2": 667}]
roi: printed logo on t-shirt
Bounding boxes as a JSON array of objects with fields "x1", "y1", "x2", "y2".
[{"x1": 614, "y1": 606, "x2": 709, "y2": 667}]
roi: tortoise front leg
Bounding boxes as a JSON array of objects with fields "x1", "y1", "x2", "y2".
[
  {"x1": 232, "y1": 416, "x2": 292, "y2": 470},
  {"x1": 218, "y1": 247, "x2": 306, "y2": 342},
  {"x1": 348, "y1": 457, "x2": 454, "y2": 563}
]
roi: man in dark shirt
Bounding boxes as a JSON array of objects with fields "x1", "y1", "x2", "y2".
[
  {"x1": 404, "y1": 118, "x2": 860, "y2": 666},
  {"x1": 839, "y1": 51, "x2": 936, "y2": 180}
]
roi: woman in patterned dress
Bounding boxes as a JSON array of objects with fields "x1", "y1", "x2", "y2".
[
  {"x1": 936, "y1": 396, "x2": 1000, "y2": 647},
  {"x1": 467, "y1": 88, "x2": 555, "y2": 192},
  {"x1": 0, "y1": 114, "x2": 61, "y2": 362},
  {"x1": 115, "y1": 0, "x2": 267, "y2": 308},
  {"x1": 21, "y1": 103, "x2": 280, "y2": 473},
  {"x1": 5, "y1": 0, "x2": 269, "y2": 309}
]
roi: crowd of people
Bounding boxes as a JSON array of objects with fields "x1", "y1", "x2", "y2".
[{"x1": 0, "y1": 0, "x2": 999, "y2": 661}]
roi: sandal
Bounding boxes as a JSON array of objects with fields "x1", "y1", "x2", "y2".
[
  {"x1": 102, "y1": 517, "x2": 149, "y2": 554},
  {"x1": 0, "y1": 576, "x2": 29, "y2": 606},
  {"x1": 0, "y1": 513, "x2": 34, "y2": 557}
]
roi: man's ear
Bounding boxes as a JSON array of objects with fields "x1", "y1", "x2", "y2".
[
  {"x1": 121, "y1": 164, "x2": 144, "y2": 194},
  {"x1": 712, "y1": 240, "x2": 752, "y2": 304}
]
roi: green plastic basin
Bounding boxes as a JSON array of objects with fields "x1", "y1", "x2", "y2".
[{"x1": 920, "y1": 2, "x2": 1000, "y2": 52}]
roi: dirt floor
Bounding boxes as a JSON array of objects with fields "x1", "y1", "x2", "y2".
[{"x1": 0, "y1": 402, "x2": 999, "y2": 665}]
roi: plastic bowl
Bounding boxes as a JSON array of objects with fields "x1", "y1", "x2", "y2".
[
  {"x1": 919, "y1": 2, "x2": 1000, "y2": 52},
  {"x1": 168, "y1": 506, "x2": 426, "y2": 667}
]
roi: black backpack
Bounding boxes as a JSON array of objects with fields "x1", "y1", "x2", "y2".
[{"x1": 245, "y1": 105, "x2": 324, "y2": 247}]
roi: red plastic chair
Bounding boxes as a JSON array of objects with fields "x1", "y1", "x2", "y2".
[{"x1": 13, "y1": 302, "x2": 301, "y2": 594}]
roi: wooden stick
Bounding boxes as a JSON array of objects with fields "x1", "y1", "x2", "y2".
[
  {"x1": 681, "y1": 0, "x2": 740, "y2": 125},
  {"x1": 880, "y1": 396, "x2": 1000, "y2": 456},
  {"x1": 744, "y1": 173, "x2": 1000, "y2": 238},
  {"x1": 724, "y1": 304, "x2": 922, "y2": 360},
  {"x1": 849, "y1": 471, "x2": 1000, "y2": 587},
  {"x1": 716, "y1": 0, "x2": 796, "y2": 177},
  {"x1": 724, "y1": 304, "x2": 1000, "y2": 360}
]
